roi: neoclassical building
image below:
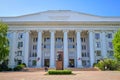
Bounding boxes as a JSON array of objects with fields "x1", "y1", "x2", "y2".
[{"x1": 0, "y1": 10, "x2": 120, "y2": 68}]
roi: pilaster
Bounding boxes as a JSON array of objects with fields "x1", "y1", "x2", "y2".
[
  {"x1": 8, "y1": 31, "x2": 16, "y2": 68},
  {"x1": 76, "y1": 30, "x2": 82, "y2": 68},
  {"x1": 36, "y1": 30, "x2": 43, "y2": 68},
  {"x1": 24, "y1": 30, "x2": 30, "y2": 67},
  {"x1": 101, "y1": 31, "x2": 107, "y2": 58},
  {"x1": 50, "y1": 30, "x2": 55, "y2": 68},
  {"x1": 88, "y1": 30, "x2": 95, "y2": 67},
  {"x1": 63, "y1": 30, "x2": 69, "y2": 68}
]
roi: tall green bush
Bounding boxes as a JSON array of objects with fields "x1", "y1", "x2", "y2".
[
  {"x1": 95, "y1": 59, "x2": 119, "y2": 70},
  {"x1": 112, "y1": 29, "x2": 120, "y2": 61},
  {"x1": 0, "y1": 22, "x2": 9, "y2": 62}
]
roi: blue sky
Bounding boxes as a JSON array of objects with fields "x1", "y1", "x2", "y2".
[{"x1": 0, "y1": 0, "x2": 120, "y2": 17}]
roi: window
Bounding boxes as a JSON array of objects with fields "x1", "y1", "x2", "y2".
[
  {"x1": 108, "y1": 42, "x2": 113, "y2": 49},
  {"x1": 95, "y1": 50, "x2": 101, "y2": 56},
  {"x1": 56, "y1": 37, "x2": 63, "y2": 42},
  {"x1": 35, "y1": 52, "x2": 37, "y2": 57},
  {"x1": 95, "y1": 33, "x2": 100, "y2": 40},
  {"x1": 82, "y1": 52, "x2": 89, "y2": 57},
  {"x1": 33, "y1": 45, "x2": 37, "y2": 50},
  {"x1": 107, "y1": 51, "x2": 114, "y2": 57},
  {"x1": 33, "y1": 37, "x2": 38, "y2": 42},
  {"x1": 82, "y1": 52, "x2": 86, "y2": 57},
  {"x1": 32, "y1": 52, "x2": 37, "y2": 57},
  {"x1": 56, "y1": 44, "x2": 63, "y2": 48},
  {"x1": 44, "y1": 44, "x2": 50, "y2": 48},
  {"x1": 87, "y1": 52, "x2": 89, "y2": 57},
  {"x1": 17, "y1": 51, "x2": 22, "y2": 56},
  {"x1": 82, "y1": 45, "x2": 86, "y2": 50},
  {"x1": 18, "y1": 42, "x2": 23, "y2": 48},
  {"x1": 81, "y1": 38, "x2": 85, "y2": 42},
  {"x1": 81, "y1": 38, "x2": 83, "y2": 42},
  {"x1": 96, "y1": 42, "x2": 101, "y2": 48},
  {"x1": 107, "y1": 33, "x2": 112, "y2": 38},
  {"x1": 44, "y1": 37, "x2": 50, "y2": 42},
  {"x1": 18, "y1": 33, "x2": 23, "y2": 39},
  {"x1": 68, "y1": 38, "x2": 74, "y2": 42},
  {"x1": 68, "y1": 44, "x2": 75, "y2": 48},
  {"x1": 32, "y1": 53, "x2": 34, "y2": 57}
]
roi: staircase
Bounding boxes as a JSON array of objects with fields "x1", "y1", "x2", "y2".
[
  {"x1": 22, "y1": 68, "x2": 45, "y2": 72},
  {"x1": 22, "y1": 67, "x2": 99, "y2": 72},
  {"x1": 67, "y1": 67, "x2": 99, "y2": 71}
]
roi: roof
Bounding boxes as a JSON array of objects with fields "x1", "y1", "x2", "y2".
[{"x1": 0, "y1": 10, "x2": 120, "y2": 23}]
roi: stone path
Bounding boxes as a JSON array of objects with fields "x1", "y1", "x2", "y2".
[{"x1": 0, "y1": 71, "x2": 120, "y2": 80}]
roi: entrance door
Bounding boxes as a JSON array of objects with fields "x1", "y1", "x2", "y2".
[
  {"x1": 56, "y1": 51, "x2": 64, "y2": 70},
  {"x1": 32, "y1": 60, "x2": 37, "y2": 66},
  {"x1": 44, "y1": 59, "x2": 49, "y2": 67},
  {"x1": 69, "y1": 59, "x2": 74, "y2": 67}
]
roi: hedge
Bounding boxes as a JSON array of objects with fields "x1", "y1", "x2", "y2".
[
  {"x1": 48, "y1": 70, "x2": 72, "y2": 75},
  {"x1": 13, "y1": 64, "x2": 25, "y2": 71},
  {"x1": 95, "y1": 59, "x2": 120, "y2": 71}
]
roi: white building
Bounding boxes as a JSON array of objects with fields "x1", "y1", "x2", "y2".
[{"x1": 0, "y1": 10, "x2": 120, "y2": 68}]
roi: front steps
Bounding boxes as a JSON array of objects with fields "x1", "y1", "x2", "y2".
[
  {"x1": 22, "y1": 68, "x2": 45, "y2": 72},
  {"x1": 67, "y1": 67, "x2": 99, "y2": 71},
  {"x1": 22, "y1": 67, "x2": 99, "y2": 72}
]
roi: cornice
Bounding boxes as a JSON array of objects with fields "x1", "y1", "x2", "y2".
[{"x1": 5, "y1": 21, "x2": 120, "y2": 26}]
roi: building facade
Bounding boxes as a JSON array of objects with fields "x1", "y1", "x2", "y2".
[{"x1": 0, "y1": 10, "x2": 120, "y2": 68}]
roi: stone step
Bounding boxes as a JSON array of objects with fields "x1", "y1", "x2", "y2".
[
  {"x1": 67, "y1": 68, "x2": 99, "y2": 71},
  {"x1": 22, "y1": 67, "x2": 99, "y2": 72},
  {"x1": 22, "y1": 68, "x2": 45, "y2": 72}
]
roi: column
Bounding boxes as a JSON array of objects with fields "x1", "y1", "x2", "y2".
[
  {"x1": 9, "y1": 31, "x2": 16, "y2": 68},
  {"x1": 89, "y1": 30, "x2": 95, "y2": 67},
  {"x1": 24, "y1": 31, "x2": 29, "y2": 67},
  {"x1": 101, "y1": 31, "x2": 107, "y2": 58},
  {"x1": 36, "y1": 30, "x2": 42, "y2": 68},
  {"x1": 76, "y1": 30, "x2": 82, "y2": 68},
  {"x1": 63, "y1": 30, "x2": 68, "y2": 68},
  {"x1": 50, "y1": 30, "x2": 55, "y2": 68}
]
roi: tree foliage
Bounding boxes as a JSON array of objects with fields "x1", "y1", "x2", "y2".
[
  {"x1": 112, "y1": 29, "x2": 120, "y2": 61},
  {"x1": 0, "y1": 22, "x2": 9, "y2": 61}
]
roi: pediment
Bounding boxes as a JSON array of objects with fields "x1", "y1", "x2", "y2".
[{"x1": 1, "y1": 10, "x2": 120, "y2": 22}]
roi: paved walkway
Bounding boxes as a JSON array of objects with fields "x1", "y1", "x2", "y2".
[{"x1": 0, "y1": 71, "x2": 120, "y2": 80}]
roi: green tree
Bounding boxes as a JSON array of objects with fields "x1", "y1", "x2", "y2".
[
  {"x1": 112, "y1": 29, "x2": 120, "y2": 61},
  {"x1": 0, "y1": 22, "x2": 9, "y2": 62}
]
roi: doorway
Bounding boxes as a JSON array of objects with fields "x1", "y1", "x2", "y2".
[
  {"x1": 69, "y1": 59, "x2": 74, "y2": 67},
  {"x1": 44, "y1": 59, "x2": 50, "y2": 67}
]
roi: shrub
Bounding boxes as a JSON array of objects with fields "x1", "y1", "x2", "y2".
[
  {"x1": 7, "y1": 68, "x2": 12, "y2": 71},
  {"x1": 48, "y1": 70, "x2": 72, "y2": 75},
  {"x1": 13, "y1": 64, "x2": 25, "y2": 71},
  {"x1": 0, "y1": 65, "x2": 12, "y2": 71},
  {"x1": 0, "y1": 66, "x2": 2, "y2": 71},
  {"x1": 21, "y1": 63, "x2": 26, "y2": 67},
  {"x1": 95, "y1": 59, "x2": 120, "y2": 71},
  {"x1": 93, "y1": 63, "x2": 97, "y2": 67},
  {"x1": 0, "y1": 61, "x2": 10, "y2": 71}
]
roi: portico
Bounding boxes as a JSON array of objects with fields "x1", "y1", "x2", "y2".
[{"x1": 9, "y1": 29, "x2": 92, "y2": 68}]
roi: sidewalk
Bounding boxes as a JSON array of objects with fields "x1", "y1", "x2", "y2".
[{"x1": 0, "y1": 71, "x2": 120, "y2": 80}]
